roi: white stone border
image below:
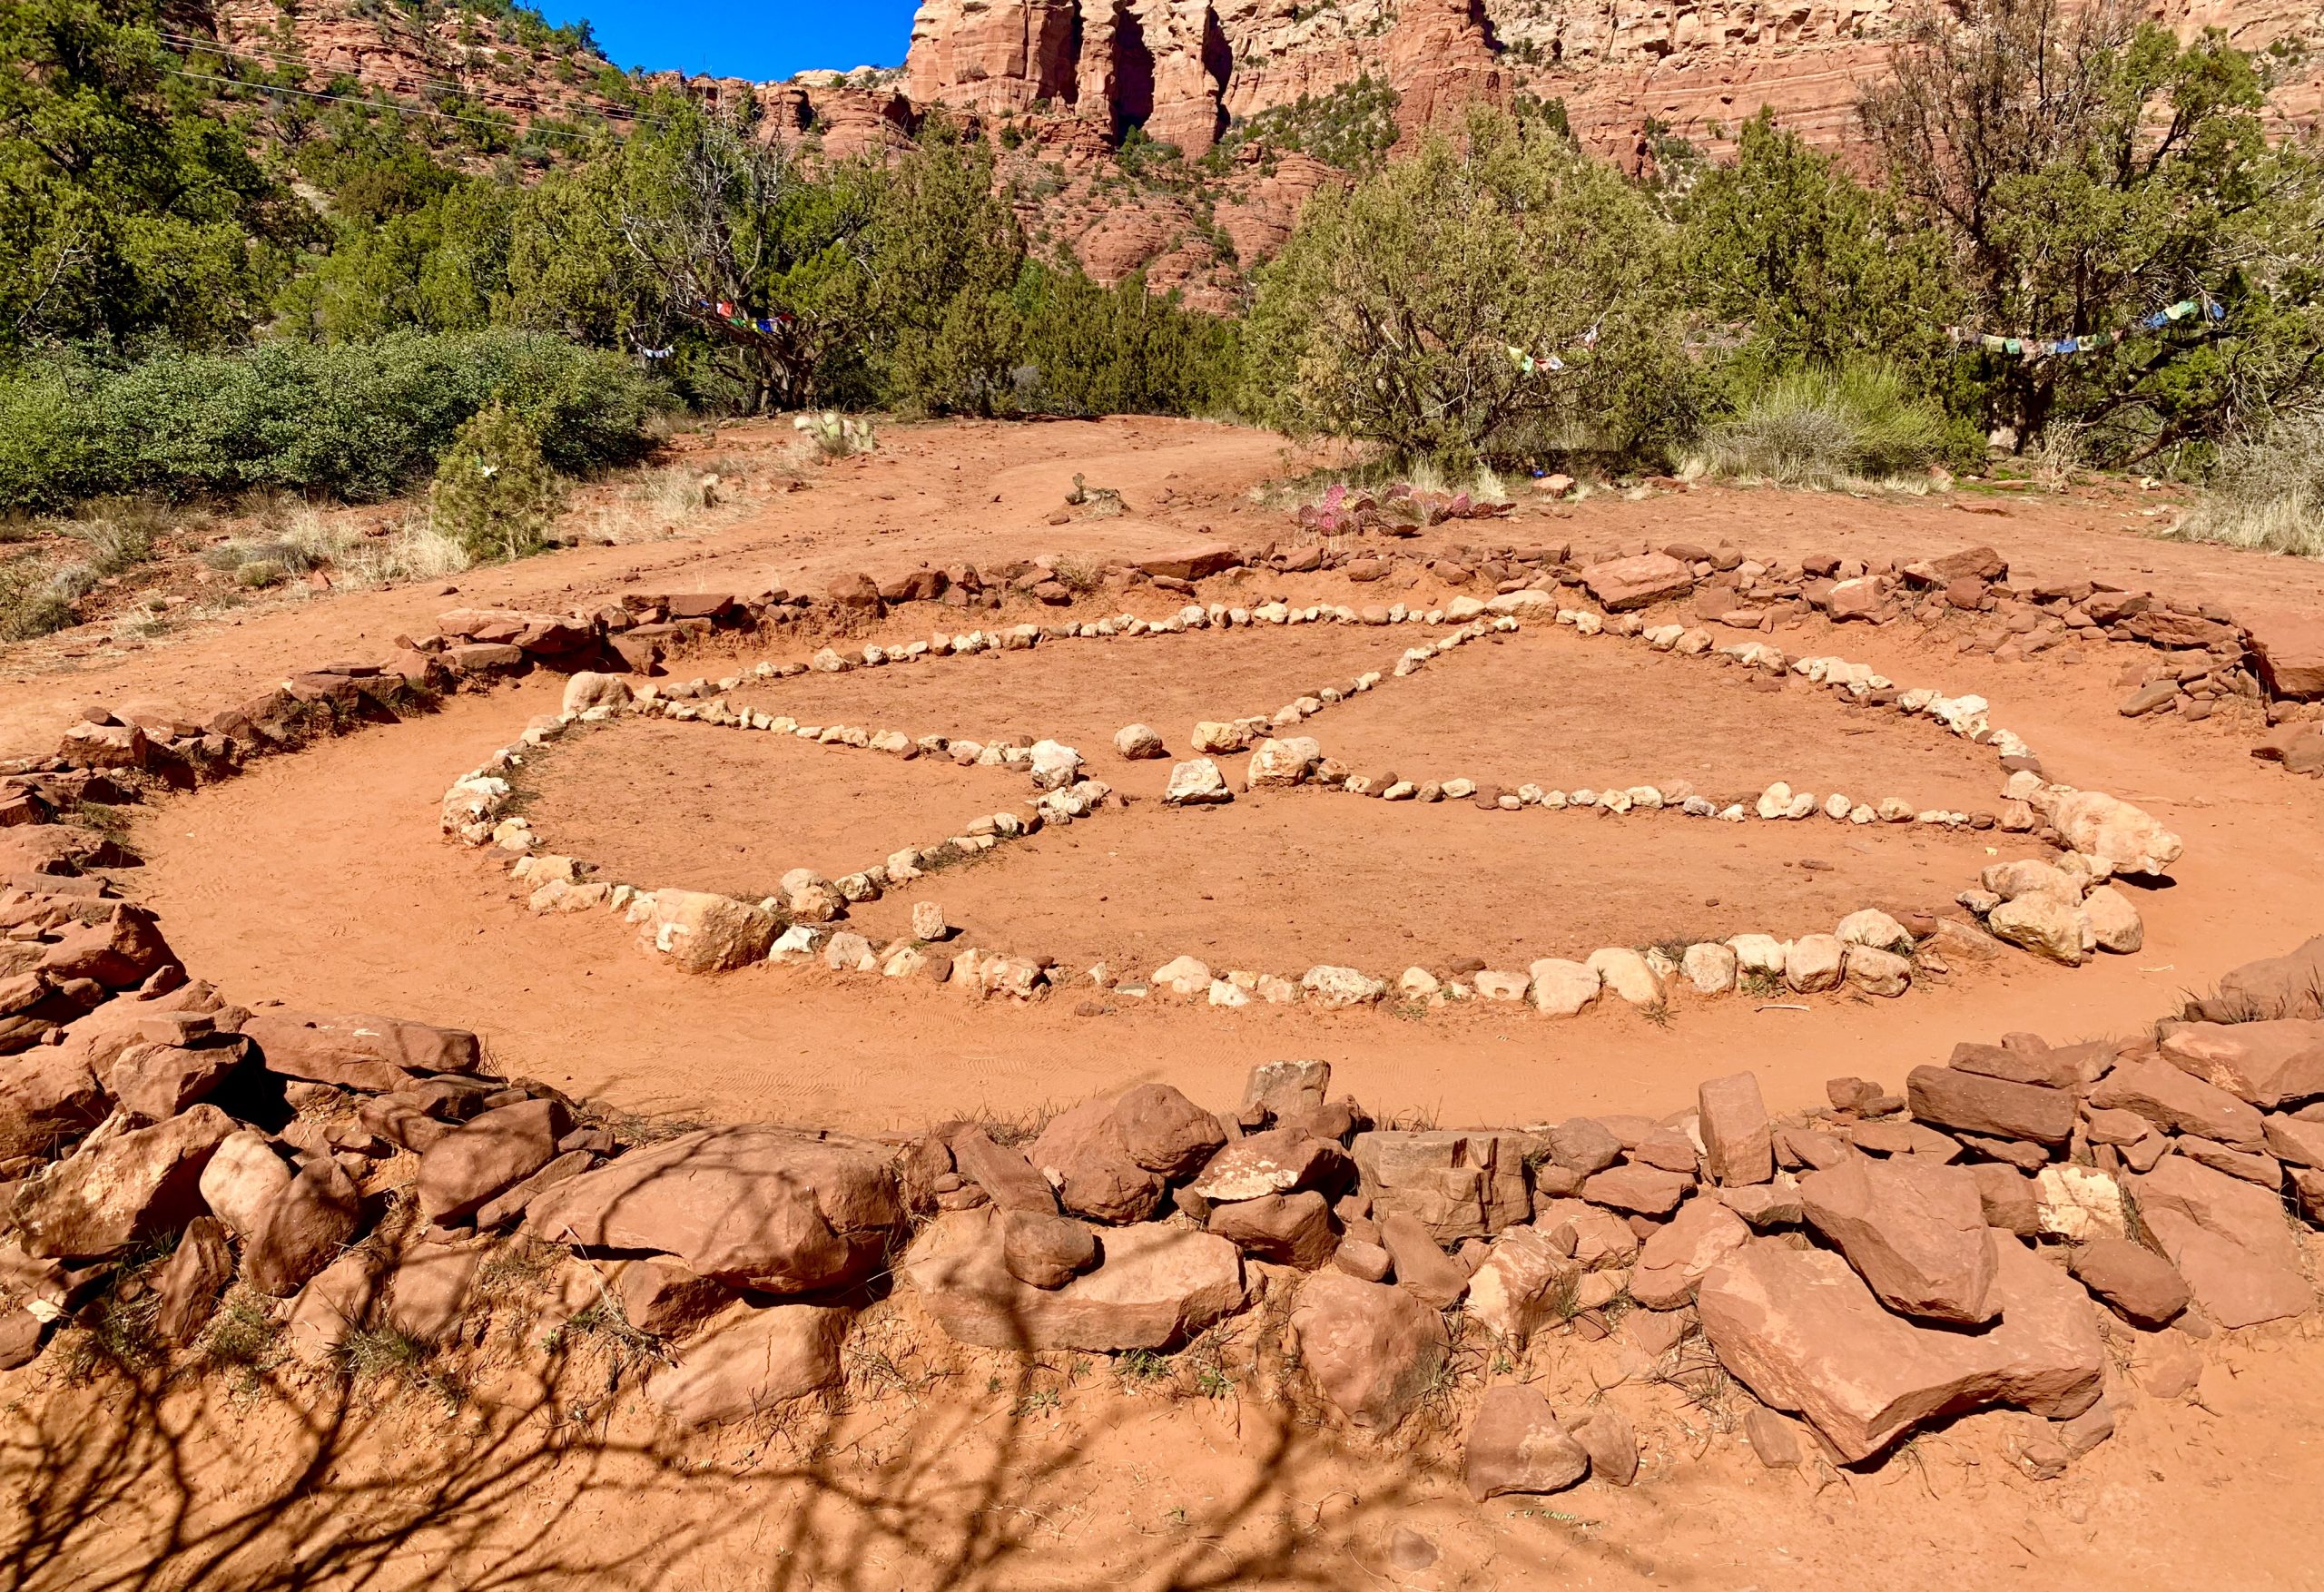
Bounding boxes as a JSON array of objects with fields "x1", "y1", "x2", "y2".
[{"x1": 435, "y1": 588, "x2": 2184, "y2": 1020}]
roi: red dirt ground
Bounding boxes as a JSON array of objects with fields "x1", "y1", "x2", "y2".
[{"x1": 15, "y1": 417, "x2": 2324, "y2": 1590}]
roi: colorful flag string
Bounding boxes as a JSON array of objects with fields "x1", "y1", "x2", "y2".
[
  {"x1": 1945, "y1": 297, "x2": 2225, "y2": 359},
  {"x1": 1506, "y1": 319, "x2": 1603, "y2": 376}
]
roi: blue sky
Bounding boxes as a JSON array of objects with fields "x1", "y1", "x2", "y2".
[{"x1": 535, "y1": 1, "x2": 921, "y2": 82}]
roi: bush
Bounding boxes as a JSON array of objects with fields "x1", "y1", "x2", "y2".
[
  {"x1": 428, "y1": 403, "x2": 560, "y2": 562},
  {"x1": 2171, "y1": 410, "x2": 2324, "y2": 556},
  {"x1": 0, "y1": 329, "x2": 667, "y2": 512},
  {"x1": 1246, "y1": 111, "x2": 1699, "y2": 471},
  {"x1": 1699, "y1": 364, "x2": 1952, "y2": 486}
]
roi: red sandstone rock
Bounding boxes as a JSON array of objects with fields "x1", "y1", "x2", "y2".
[
  {"x1": 0, "y1": 1047, "x2": 105, "y2": 1160},
  {"x1": 153, "y1": 1215, "x2": 234, "y2": 1344},
  {"x1": 527, "y1": 1126, "x2": 904, "y2": 1294},
  {"x1": 2159, "y1": 1020, "x2": 2324, "y2": 1108},
  {"x1": 1799, "y1": 1157, "x2": 2001, "y2": 1323},
  {"x1": 1698, "y1": 1072, "x2": 1772, "y2": 1185},
  {"x1": 2089, "y1": 1060, "x2": 2267, "y2": 1149},
  {"x1": 1206, "y1": 1191, "x2": 1337, "y2": 1269},
  {"x1": 1581, "y1": 553, "x2": 1696, "y2": 612},
  {"x1": 2130, "y1": 1156, "x2": 2312, "y2": 1328},
  {"x1": 1629, "y1": 1196, "x2": 1750, "y2": 1309},
  {"x1": 1380, "y1": 1211, "x2": 1471, "y2": 1307},
  {"x1": 643, "y1": 1302, "x2": 852, "y2": 1426},
  {"x1": 1463, "y1": 1384, "x2": 1589, "y2": 1499},
  {"x1": 13, "y1": 1104, "x2": 235, "y2": 1259},
  {"x1": 2244, "y1": 608, "x2": 2324, "y2": 700},
  {"x1": 1288, "y1": 1271, "x2": 1449, "y2": 1430},
  {"x1": 1907, "y1": 1065, "x2": 2075, "y2": 1145},
  {"x1": 1697, "y1": 1238, "x2": 2103, "y2": 1463},
  {"x1": 2069, "y1": 1236, "x2": 2191, "y2": 1327},
  {"x1": 415, "y1": 1098, "x2": 567, "y2": 1224},
  {"x1": 245, "y1": 1158, "x2": 365, "y2": 1296},
  {"x1": 241, "y1": 1010, "x2": 482, "y2": 1093},
  {"x1": 905, "y1": 1207, "x2": 1245, "y2": 1351}
]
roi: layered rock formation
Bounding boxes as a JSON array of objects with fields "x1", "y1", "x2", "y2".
[{"x1": 904, "y1": 0, "x2": 2322, "y2": 165}]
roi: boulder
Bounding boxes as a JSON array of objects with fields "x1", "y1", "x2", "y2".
[
  {"x1": 1527, "y1": 959, "x2": 1600, "y2": 1017},
  {"x1": 1582, "y1": 553, "x2": 1696, "y2": 611},
  {"x1": 950, "y1": 1124, "x2": 1062, "y2": 1214},
  {"x1": 1906, "y1": 1066, "x2": 2075, "y2": 1145},
  {"x1": 2159, "y1": 1020, "x2": 2324, "y2": 1109},
  {"x1": 283, "y1": 1250, "x2": 382, "y2": 1366},
  {"x1": 904, "y1": 1208, "x2": 1244, "y2": 1351},
  {"x1": 1581, "y1": 1164, "x2": 1691, "y2": 1216},
  {"x1": 644, "y1": 1302, "x2": 852, "y2": 1426},
  {"x1": 2041, "y1": 790, "x2": 2182, "y2": 877},
  {"x1": 0, "y1": 1048, "x2": 106, "y2": 1159},
  {"x1": 1000, "y1": 1209, "x2": 1098, "y2": 1288},
  {"x1": 2068, "y1": 1236, "x2": 2191, "y2": 1327},
  {"x1": 197, "y1": 1130, "x2": 296, "y2": 1241},
  {"x1": 2190, "y1": 936, "x2": 2324, "y2": 1024},
  {"x1": 105, "y1": 1039, "x2": 248, "y2": 1121},
  {"x1": 1137, "y1": 544, "x2": 1238, "y2": 582},
  {"x1": 1350, "y1": 1130, "x2": 1533, "y2": 1241},
  {"x1": 1246, "y1": 737, "x2": 1322, "y2": 788},
  {"x1": 240, "y1": 1011, "x2": 482, "y2": 1093},
  {"x1": 2130, "y1": 1157, "x2": 2312, "y2": 1327},
  {"x1": 35, "y1": 905, "x2": 173, "y2": 988},
  {"x1": 1463, "y1": 1223, "x2": 1581, "y2": 1346},
  {"x1": 1162, "y1": 759, "x2": 1232, "y2": 805},
  {"x1": 12, "y1": 1104, "x2": 234, "y2": 1258},
  {"x1": 612, "y1": 1258, "x2": 735, "y2": 1338},
  {"x1": 1019, "y1": 1103, "x2": 1161, "y2": 1221},
  {"x1": 2243, "y1": 608, "x2": 2324, "y2": 700},
  {"x1": 1190, "y1": 1129, "x2": 1350, "y2": 1204},
  {"x1": 560, "y1": 672, "x2": 632, "y2": 715},
  {"x1": 1109, "y1": 1084, "x2": 1228, "y2": 1176},
  {"x1": 1573, "y1": 1403, "x2": 1640, "y2": 1485},
  {"x1": 1629, "y1": 1197, "x2": 1750, "y2": 1310},
  {"x1": 1379, "y1": 1211, "x2": 1471, "y2": 1307},
  {"x1": 1798, "y1": 1157, "x2": 2001, "y2": 1324},
  {"x1": 1463, "y1": 1384, "x2": 1590, "y2": 1499},
  {"x1": 1287, "y1": 1272, "x2": 1450, "y2": 1430},
  {"x1": 1206, "y1": 1191, "x2": 1338, "y2": 1269},
  {"x1": 635, "y1": 889, "x2": 779, "y2": 973},
  {"x1": 1697, "y1": 1072, "x2": 1772, "y2": 1186},
  {"x1": 1113, "y1": 723, "x2": 1167, "y2": 761},
  {"x1": 1697, "y1": 1238, "x2": 2103, "y2": 1462},
  {"x1": 1987, "y1": 896, "x2": 2086, "y2": 965},
  {"x1": 244, "y1": 1157, "x2": 365, "y2": 1296},
  {"x1": 415, "y1": 1098, "x2": 567, "y2": 1224},
  {"x1": 153, "y1": 1215, "x2": 234, "y2": 1344},
  {"x1": 526, "y1": 1126, "x2": 903, "y2": 1294},
  {"x1": 2088, "y1": 1059, "x2": 2266, "y2": 1149}
]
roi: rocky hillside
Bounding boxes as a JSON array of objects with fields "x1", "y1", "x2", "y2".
[{"x1": 172, "y1": 0, "x2": 2324, "y2": 309}]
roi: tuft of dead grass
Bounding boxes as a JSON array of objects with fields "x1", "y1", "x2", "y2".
[{"x1": 2170, "y1": 408, "x2": 2324, "y2": 558}]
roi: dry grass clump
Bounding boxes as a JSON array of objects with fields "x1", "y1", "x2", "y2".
[
  {"x1": 2170, "y1": 409, "x2": 2324, "y2": 558},
  {"x1": 0, "y1": 497, "x2": 171, "y2": 640},
  {"x1": 1695, "y1": 363, "x2": 1946, "y2": 488}
]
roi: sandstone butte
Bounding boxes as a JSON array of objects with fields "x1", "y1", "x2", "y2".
[{"x1": 192, "y1": 1, "x2": 2324, "y2": 311}]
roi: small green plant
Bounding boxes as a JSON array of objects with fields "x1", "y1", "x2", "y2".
[
  {"x1": 1116, "y1": 1347, "x2": 1169, "y2": 1384},
  {"x1": 428, "y1": 402, "x2": 561, "y2": 563}
]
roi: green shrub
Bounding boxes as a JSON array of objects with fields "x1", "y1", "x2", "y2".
[
  {"x1": 1699, "y1": 363, "x2": 1951, "y2": 486},
  {"x1": 0, "y1": 329, "x2": 666, "y2": 512},
  {"x1": 428, "y1": 402, "x2": 560, "y2": 562}
]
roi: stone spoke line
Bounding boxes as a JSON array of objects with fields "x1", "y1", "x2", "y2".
[{"x1": 439, "y1": 593, "x2": 2184, "y2": 1020}]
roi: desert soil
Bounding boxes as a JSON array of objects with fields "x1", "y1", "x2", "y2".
[{"x1": 10, "y1": 415, "x2": 2324, "y2": 1587}]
